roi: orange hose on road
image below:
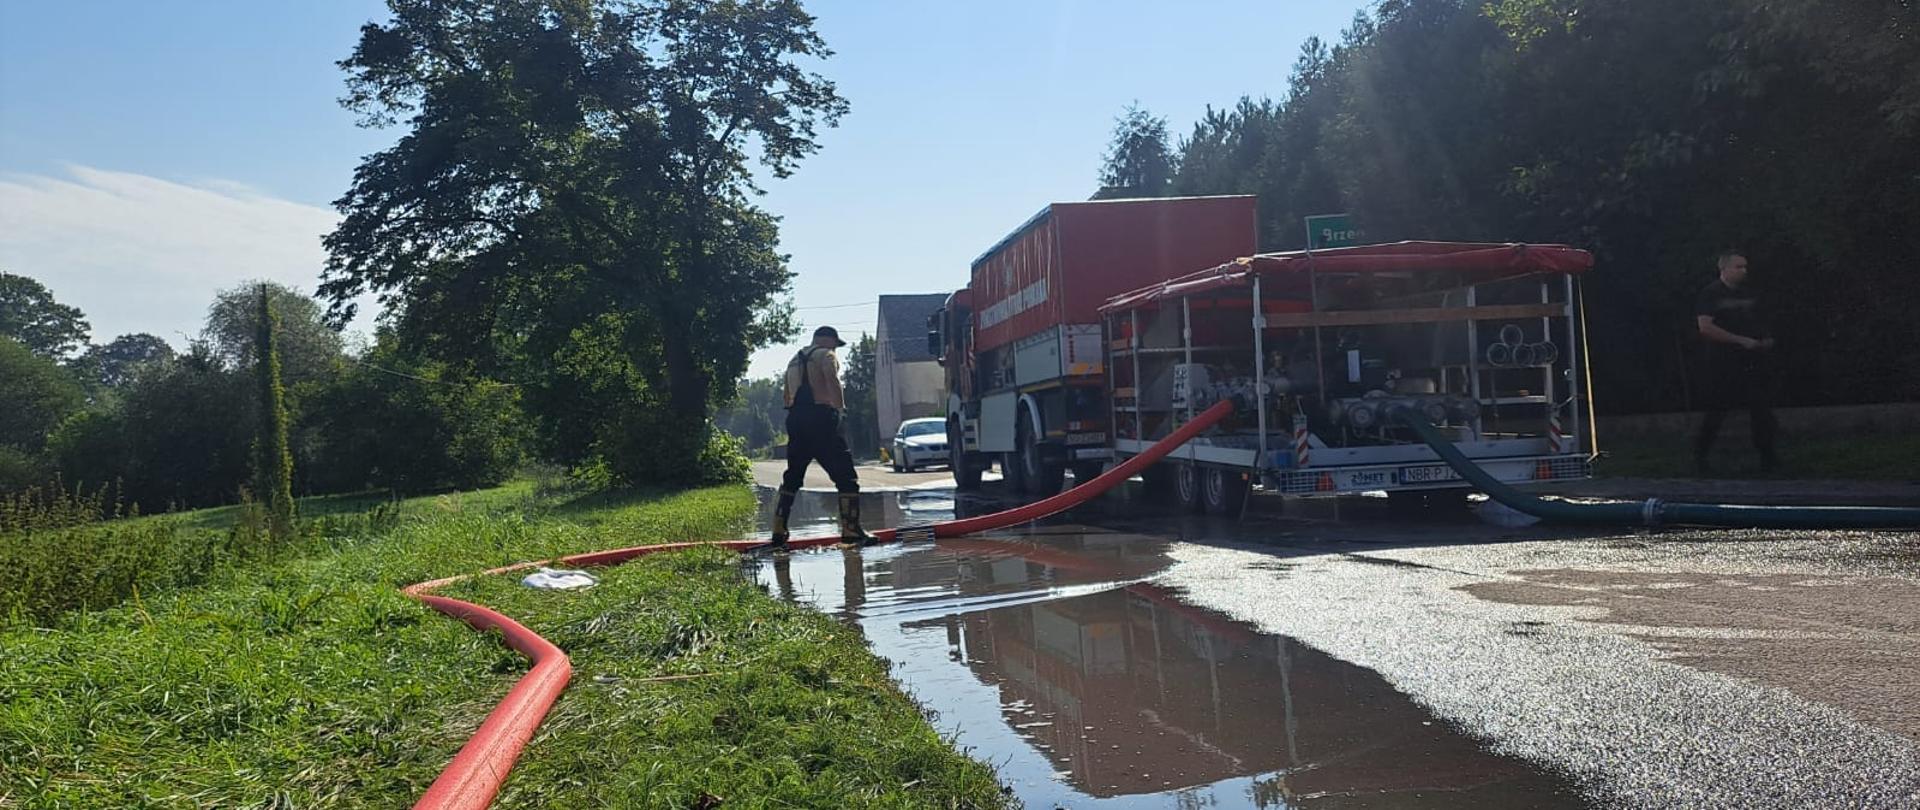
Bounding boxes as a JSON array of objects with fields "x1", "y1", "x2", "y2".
[{"x1": 405, "y1": 401, "x2": 1234, "y2": 810}]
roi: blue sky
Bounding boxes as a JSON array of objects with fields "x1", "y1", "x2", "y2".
[{"x1": 0, "y1": 1, "x2": 1366, "y2": 376}]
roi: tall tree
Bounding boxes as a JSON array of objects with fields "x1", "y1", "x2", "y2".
[
  {"x1": 0, "y1": 338, "x2": 84, "y2": 454},
  {"x1": 321, "y1": 0, "x2": 845, "y2": 484},
  {"x1": 73, "y1": 333, "x2": 176, "y2": 390},
  {"x1": 253, "y1": 288, "x2": 296, "y2": 541},
  {"x1": 1133, "y1": 0, "x2": 1919, "y2": 411},
  {"x1": 0, "y1": 271, "x2": 90, "y2": 361},
  {"x1": 1095, "y1": 103, "x2": 1175, "y2": 199},
  {"x1": 716, "y1": 376, "x2": 785, "y2": 456},
  {"x1": 840, "y1": 333, "x2": 878, "y2": 457},
  {"x1": 203, "y1": 282, "x2": 344, "y2": 390}
]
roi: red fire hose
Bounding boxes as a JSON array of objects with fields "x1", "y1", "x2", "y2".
[{"x1": 404, "y1": 401, "x2": 1234, "y2": 810}]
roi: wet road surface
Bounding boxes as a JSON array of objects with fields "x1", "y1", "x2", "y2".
[{"x1": 745, "y1": 486, "x2": 1920, "y2": 808}]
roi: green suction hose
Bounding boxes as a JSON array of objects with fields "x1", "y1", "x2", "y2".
[{"x1": 1388, "y1": 406, "x2": 1920, "y2": 530}]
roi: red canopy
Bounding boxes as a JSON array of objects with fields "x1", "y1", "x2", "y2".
[{"x1": 1098, "y1": 241, "x2": 1594, "y2": 314}]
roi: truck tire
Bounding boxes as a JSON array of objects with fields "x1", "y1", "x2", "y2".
[
  {"x1": 999, "y1": 450, "x2": 1026, "y2": 493},
  {"x1": 1174, "y1": 462, "x2": 1206, "y2": 513},
  {"x1": 1017, "y1": 413, "x2": 1064, "y2": 496},
  {"x1": 948, "y1": 420, "x2": 982, "y2": 490},
  {"x1": 1203, "y1": 467, "x2": 1251, "y2": 516}
]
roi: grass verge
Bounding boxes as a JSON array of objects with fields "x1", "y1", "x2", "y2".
[{"x1": 0, "y1": 484, "x2": 1009, "y2": 808}]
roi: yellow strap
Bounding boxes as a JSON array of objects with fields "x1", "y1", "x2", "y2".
[{"x1": 1579, "y1": 281, "x2": 1600, "y2": 459}]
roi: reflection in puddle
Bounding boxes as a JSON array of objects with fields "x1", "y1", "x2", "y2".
[{"x1": 746, "y1": 492, "x2": 1588, "y2": 808}]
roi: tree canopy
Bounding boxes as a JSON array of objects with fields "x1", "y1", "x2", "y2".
[
  {"x1": 74, "y1": 334, "x2": 176, "y2": 390},
  {"x1": 1095, "y1": 103, "x2": 1175, "y2": 200},
  {"x1": 1119, "y1": 0, "x2": 1920, "y2": 411},
  {"x1": 0, "y1": 271, "x2": 90, "y2": 361},
  {"x1": 203, "y1": 282, "x2": 344, "y2": 391},
  {"x1": 321, "y1": 0, "x2": 846, "y2": 485}
]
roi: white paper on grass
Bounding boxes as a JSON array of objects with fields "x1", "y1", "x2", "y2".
[{"x1": 520, "y1": 567, "x2": 600, "y2": 590}]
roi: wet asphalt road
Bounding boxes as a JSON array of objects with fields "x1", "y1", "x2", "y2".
[{"x1": 748, "y1": 484, "x2": 1920, "y2": 808}]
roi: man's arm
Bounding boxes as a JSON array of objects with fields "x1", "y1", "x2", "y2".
[{"x1": 1696, "y1": 315, "x2": 1768, "y2": 350}]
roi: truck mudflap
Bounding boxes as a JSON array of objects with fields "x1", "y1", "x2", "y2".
[{"x1": 1265, "y1": 455, "x2": 1590, "y2": 495}]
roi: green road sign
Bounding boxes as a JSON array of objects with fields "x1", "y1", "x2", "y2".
[{"x1": 1305, "y1": 213, "x2": 1360, "y2": 250}]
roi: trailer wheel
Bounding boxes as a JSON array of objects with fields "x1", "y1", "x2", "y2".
[
  {"x1": 1173, "y1": 463, "x2": 1205, "y2": 513},
  {"x1": 1203, "y1": 467, "x2": 1250, "y2": 516},
  {"x1": 1017, "y1": 413, "x2": 1064, "y2": 496},
  {"x1": 949, "y1": 420, "x2": 982, "y2": 490}
]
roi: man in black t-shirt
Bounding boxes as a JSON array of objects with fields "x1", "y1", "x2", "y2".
[{"x1": 1692, "y1": 249, "x2": 1778, "y2": 474}]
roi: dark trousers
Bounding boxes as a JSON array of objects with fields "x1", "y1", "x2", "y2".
[
  {"x1": 782, "y1": 406, "x2": 860, "y2": 494},
  {"x1": 1694, "y1": 352, "x2": 1778, "y2": 464}
]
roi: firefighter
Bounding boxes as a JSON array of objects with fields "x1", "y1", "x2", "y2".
[
  {"x1": 768, "y1": 325, "x2": 873, "y2": 550},
  {"x1": 1693, "y1": 249, "x2": 1779, "y2": 474}
]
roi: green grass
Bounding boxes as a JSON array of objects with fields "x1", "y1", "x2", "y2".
[
  {"x1": 0, "y1": 483, "x2": 1010, "y2": 809},
  {"x1": 1595, "y1": 432, "x2": 1920, "y2": 481}
]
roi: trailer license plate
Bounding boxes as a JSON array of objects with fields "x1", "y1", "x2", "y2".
[{"x1": 1400, "y1": 465, "x2": 1462, "y2": 484}]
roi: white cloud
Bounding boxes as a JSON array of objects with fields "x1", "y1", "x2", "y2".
[{"x1": 0, "y1": 165, "x2": 373, "y2": 349}]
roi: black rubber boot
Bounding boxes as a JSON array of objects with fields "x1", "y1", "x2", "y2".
[
  {"x1": 838, "y1": 493, "x2": 874, "y2": 548},
  {"x1": 768, "y1": 487, "x2": 797, "y2": 550}
]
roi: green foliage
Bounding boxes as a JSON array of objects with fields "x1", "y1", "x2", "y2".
[
  {"x1": 304, "y1": 336, "x2": 528, "y2": 494},
  {"x1": 70, "y1": 332, "x2": 175, "y2": 390},
  {"x1": 0, "y1": 270, "x2": 90, "y2": 360},
  {"x1": 85, "y1": 349, "x2": 252, "y2": 511},
  {"x1": 715, "y1": 376, "x2": 785, "y2": 457},
  {"x1": 0, "y1": 337, "x2": 84, "y2": 457},
  {"x1": 695, "y1": 427, "x2": 752, "y2": 486},
  {"x1": 1151, "y1": 0, "x2": 1920, "y2": 412},
  {"x1": 1095, "y1": 102, "x2": 1176, "y2": 199},
  {"x1": 0, "y1": 446, "x2": 49, "y2": 492},
  {"x1": 203, "y1": 281, "x2": 344, "y2": 390},
  {"x1": 0, "y1": 483, "x2": 1003, "y2": 808},
  {"x1": 44, "y1": 410, "x2": 129, "y2": 490},
  {"x1": 254, "y1": 287, "x2": 298, "y2": 541},
  {"x1": 322, "y1": 0, "x2": 846, "y2": 484},
  {"x1": 840, "y1": 333, "x2": 879, "y2": 457},
  {"x1": 463, "y1": 547, "x2": 1011, "y2": 809},
  {"x1": 0, "y1": 481, "x2": 235, "y2": 626}
]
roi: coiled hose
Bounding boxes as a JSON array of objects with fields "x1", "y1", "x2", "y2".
[{"x1": 1388, "y1": 406, "x2": 1920, "y2": 529}]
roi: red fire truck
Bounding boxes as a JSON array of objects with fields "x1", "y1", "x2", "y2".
[{"x1": 928, "y1": 197, "x2": 1596, "y2": 512}]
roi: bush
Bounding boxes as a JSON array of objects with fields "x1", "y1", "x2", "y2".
[
  {"x1": 0, "y1": 482, "x2": 245, "y2": 626},
  {"x1": 696, "y1": 427, "x2": 752, "y2": 486},
  {"x1": 0, "y1": 337, "x2": 84, "y2": 454},
  {"x1": 111, "y1": 356, "x2": 254, "y2": 511},
  {"x1": 45, "y1": 409, "x2": 130, "y2": 492},
  {"x1": 0, "y1": 446, "x2": 48, "y2": 493},
  {"x1": 303, "y1": 341, "x2": 527, "y2": 494}
]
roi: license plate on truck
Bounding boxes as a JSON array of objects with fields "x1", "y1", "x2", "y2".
[{"x1": 1399, "y1": 465, "x2": 1463, "y2": 484}]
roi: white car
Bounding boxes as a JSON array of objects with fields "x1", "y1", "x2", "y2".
[{"x1": 891, "y1": 418, "x2": 950, "y2": 472}]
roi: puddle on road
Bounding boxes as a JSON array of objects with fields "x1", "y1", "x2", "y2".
[{"x1": 746, "y1": 489, "x2": 1588, "y2": 808}]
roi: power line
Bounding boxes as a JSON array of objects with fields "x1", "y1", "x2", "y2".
[{"x1": 794, "y1": 301, "x2": 875, "y2": 311}]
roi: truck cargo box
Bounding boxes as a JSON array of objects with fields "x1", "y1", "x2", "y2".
[{"x1": 970, "y1": 196, "x2": 1257, "y2": 354}]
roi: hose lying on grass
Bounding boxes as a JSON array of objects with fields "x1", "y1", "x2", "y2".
[
  {"x1": 405, "y1": 401, "x2": 1237, "y2": 810},
  {"x1": 1389, "y1": 405, "x2": 1920, "y2": 530}
]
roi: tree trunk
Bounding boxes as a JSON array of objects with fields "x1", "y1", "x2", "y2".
[{"x1": 660, "y1": 322, "x2": 708, "y2": 421}]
